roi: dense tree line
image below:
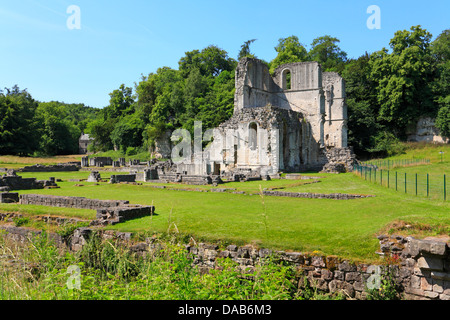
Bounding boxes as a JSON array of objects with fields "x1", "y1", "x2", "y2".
[
  {"x1": 344, "y1": 26, "x2": 450, "y2": 157},
  {"x1": 0, "y1": 85, "x2": 98, "y2": 156},
  {"x1": 1, "y1": 25, "x2": 449, "y2": 158}
]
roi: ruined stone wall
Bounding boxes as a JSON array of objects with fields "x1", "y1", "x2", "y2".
[
  {"x1": 69, "y1": 230, "x2": 450, "y2": 300},
  {"x1": 206, "y1": 106, "x2": 327, "y2": 174},
  {"x1": 19, "y1": 194, "x2": 130, "y2": 209},
  {"x1": 109, "y1": 174, "x2": 136, "y2": 184},
  {"x1": 234, "y1": 59, "x2": 326, "y2": 148},
  {"x1": 20, "y1": 163, "x2": 80, "y2": 172},
  {"x1": 1, "y1": 222, "x2": 448, "y2": 300},
  {"x1": 0, "y1": 174, "x2": 58, "y2": 191},
  {"x1": 321, "y1": 147, "x2": 357, "y2": 173},
  {"x1": 322, "y1": 72, "x2": 347, "y2": 148},
  {"x1": 153, "y1": 130, "x2": 173, "y2": 159},
  {"x1": 233, "y1": 58, "x2": 276, "y2": 113},
  {"x1": 17, "y1": 194, "x2": 154, "y2": 225}
]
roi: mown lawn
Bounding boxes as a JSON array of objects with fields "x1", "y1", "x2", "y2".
[
  {"x1": 0, "y1": 169, "x2": 446, "y2": 263},
  {"x1": 0, "y1": 155, "x2": 82, "y2": 169}
]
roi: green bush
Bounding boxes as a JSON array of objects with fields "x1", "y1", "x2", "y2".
[{"x1": 13, "y1": 216, "x2": 30, "y2": 227}]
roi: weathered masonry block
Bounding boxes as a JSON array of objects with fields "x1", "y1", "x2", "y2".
[
  {"x1": 0, "y1": 171, "x2": 58, "y2": 190},
  {"x1": 109, "y1": 174, "x2": 136, "y2": 184},
  {"x1": 94, "y1": 206, "x2": 154, "y2": 225},
  {"x1": 0, "y1": 192, "x2": 19, "y2": 203}
]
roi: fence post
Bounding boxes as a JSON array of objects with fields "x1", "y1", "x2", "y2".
[
  {"x1": 387, "y1": 170, "x2": 390, "y2": 188},
  {"x1": 415, "y1": 173, "x2": 418, "y2": 196},
  {"x1": 405, "y1": 172, "x2": 407, "y2": 193},
  {"x1": 396, "y1": 172, "x2": 398, "y2": 191},
  {"x1": 381, "y1": 169, "x2": 383, "y2": 186},
  {"x1": 427, "y1": 174, "x2": 429, "y2": 198},
  {"x1": 444, "y1": 174, "x2": 447, "y2": 201}
]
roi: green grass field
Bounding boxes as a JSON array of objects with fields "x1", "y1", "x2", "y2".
[{"x1": 1, "y1": 143, "x2": 449, "y2": 263}]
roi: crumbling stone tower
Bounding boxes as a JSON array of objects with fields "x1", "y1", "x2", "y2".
[{"x1": 234, "y1": 58, "x2": 347, "y2": 149}]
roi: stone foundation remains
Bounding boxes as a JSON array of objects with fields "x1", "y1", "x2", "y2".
[
  {"x1": 110, "y1": 174, "x2": 136, "y2": 184},
  {"x1": 20, "y1": 163, "x2": 80, "y2": 172},
  {"x1": 17, "y1": 194, "x2": 154, "y2": 225},
  {"x1": 0, "y1": 170, "x2": 58, "y2": 191},
  {"x1": 1, "y1": 223, "x2": 447, "y2": 300}
]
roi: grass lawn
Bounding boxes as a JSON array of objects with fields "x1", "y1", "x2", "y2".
[
  {"x1": 0, "y1": 171, "x2": 446, "y2": 263},
  {"x1": 1, "y1": 145, "x2": 449, "y2": 263},
  {"x1": 0, "y1": 155, "x2": 82, "y2": 169},
  {"x1": 358, "y1": 142, "x2": 450, "y2": 201}
]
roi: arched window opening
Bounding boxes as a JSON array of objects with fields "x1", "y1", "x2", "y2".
[
  {"x1": 282, "y1": 69, "x2": 292, "y2": 90},
  {"x1": 249, "y1": 122, "x2": 258, "y2": 150}
]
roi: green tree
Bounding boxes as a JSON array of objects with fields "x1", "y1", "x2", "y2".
[
  {"x1": 87, "y1": 84, "x2": 135, "y2": 152},
  {"x1": 0, "y1": 86, "x2": 38, "y2": 155},
  {"x1": 104, "y1": 84, "x2": 134, "y2": 119},
  {"x1": 369, "y1": 25, "x2": 436, "y2": 137},
  {"x1": 435, "y1": 105, "x2": 450, "y2": 139},
  {"x1": 110, "y1": 113, "x2": 145, "y2": 152},
  {"x1": 341, "y1": 53, "x2": 382, "y2": 156},
  {"x1": 269, "y1": 36, "x2": 308, "y2": 73},
  {"x1": 35, "y1": 102, "x2": 81, "y2": 155},
  {"x1": 179, "y1": 45, "x2": 236, "y2": 78},
  {"x1": 431, "y1": 29, "x2": 450, "y2": 107},
  {"x1": 308, "y1": 35, "x2": 348, "y2": 72},
  {"x1": 86, "y1": 116, "x2": 115, "y2": 152},
  {"x1": 238, "y1": 39, "x2": 257, "y2": 60}
]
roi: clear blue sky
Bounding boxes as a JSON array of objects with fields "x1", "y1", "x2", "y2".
[{"x1": 0, "y1": 0, "x2": 448, "y2": 109}]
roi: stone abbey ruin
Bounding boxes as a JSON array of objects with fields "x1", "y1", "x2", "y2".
[{"x1": 160, "y1": 58, "x2": 355, "y2": 178}]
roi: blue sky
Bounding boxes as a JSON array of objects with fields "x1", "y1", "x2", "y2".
[{"x1": 0, "y1": 0, "x2": 448, "y2": 108}]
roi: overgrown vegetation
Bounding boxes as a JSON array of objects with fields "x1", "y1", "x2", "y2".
[{"x1": 0, "y1": 230, "x2": 346, "y2": 300}]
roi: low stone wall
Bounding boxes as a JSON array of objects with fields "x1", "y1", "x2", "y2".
[
  {"x1": 18, "y1": 194, "x2": 154, "y2": 225},
  {"x1": 0, "y1": 174, "x2": 58, "y2": 191},
  {"x1": 19, "y1": 194, "x2": 129, "y2": 209},
  {"x1": 0, "y1": 223, "x2": 448, "y2": 300},
  {"x1": 94, "y1": 205, "x2": 154, "y2": 226},
  {"x1": 0, "y1": 225, "x2": 64, "y2": 247},
  {"x1": 67, "y1": 230, "x2": 450, "y2": 300},
  {"x1": 0, "y1": 212, "x2": 89, "y2": 226},
  {"x1": 262, "y1": 190, "x2": 374, "y2": 200},
  {"x1": 110, "y1": 174, "x2": 136, "y2": 184},
  {"x1": 20, "y1": 163, "x2": 80, "y2": 172},
  {"x1": 158, "y1": 173, "x2": 213, "y2": 185}
]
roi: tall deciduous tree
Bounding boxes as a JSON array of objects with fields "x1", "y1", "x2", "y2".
[
  {"x1": 308, "y1": 35, "x2": 348, "y2": 72},
  {"x1": 431, "y1": 29, "x2": 450, "y2": 107},
  {"x1": 0, "y1": 86, "x2": 38, "y2": 155},
  {"x1": 238, "y1": 39, "x2": 257, "y2": 60},
  {"x1": 369, "y1": 25, "x2": 436, "y2": 138},
  {"x1": 269, "y1": 36, "x2": 308, "y2": 73},
  {"x1": 341, "y1": 53, "x2": 382, "y2": 156}
]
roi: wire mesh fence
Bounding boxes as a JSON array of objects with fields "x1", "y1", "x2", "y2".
[
  {"x1": 354, "y1": 160, "x2": 447, "y2": 201},
  {"x1": 361, "y1": 158, "x2": 431, "y2": 169}
]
